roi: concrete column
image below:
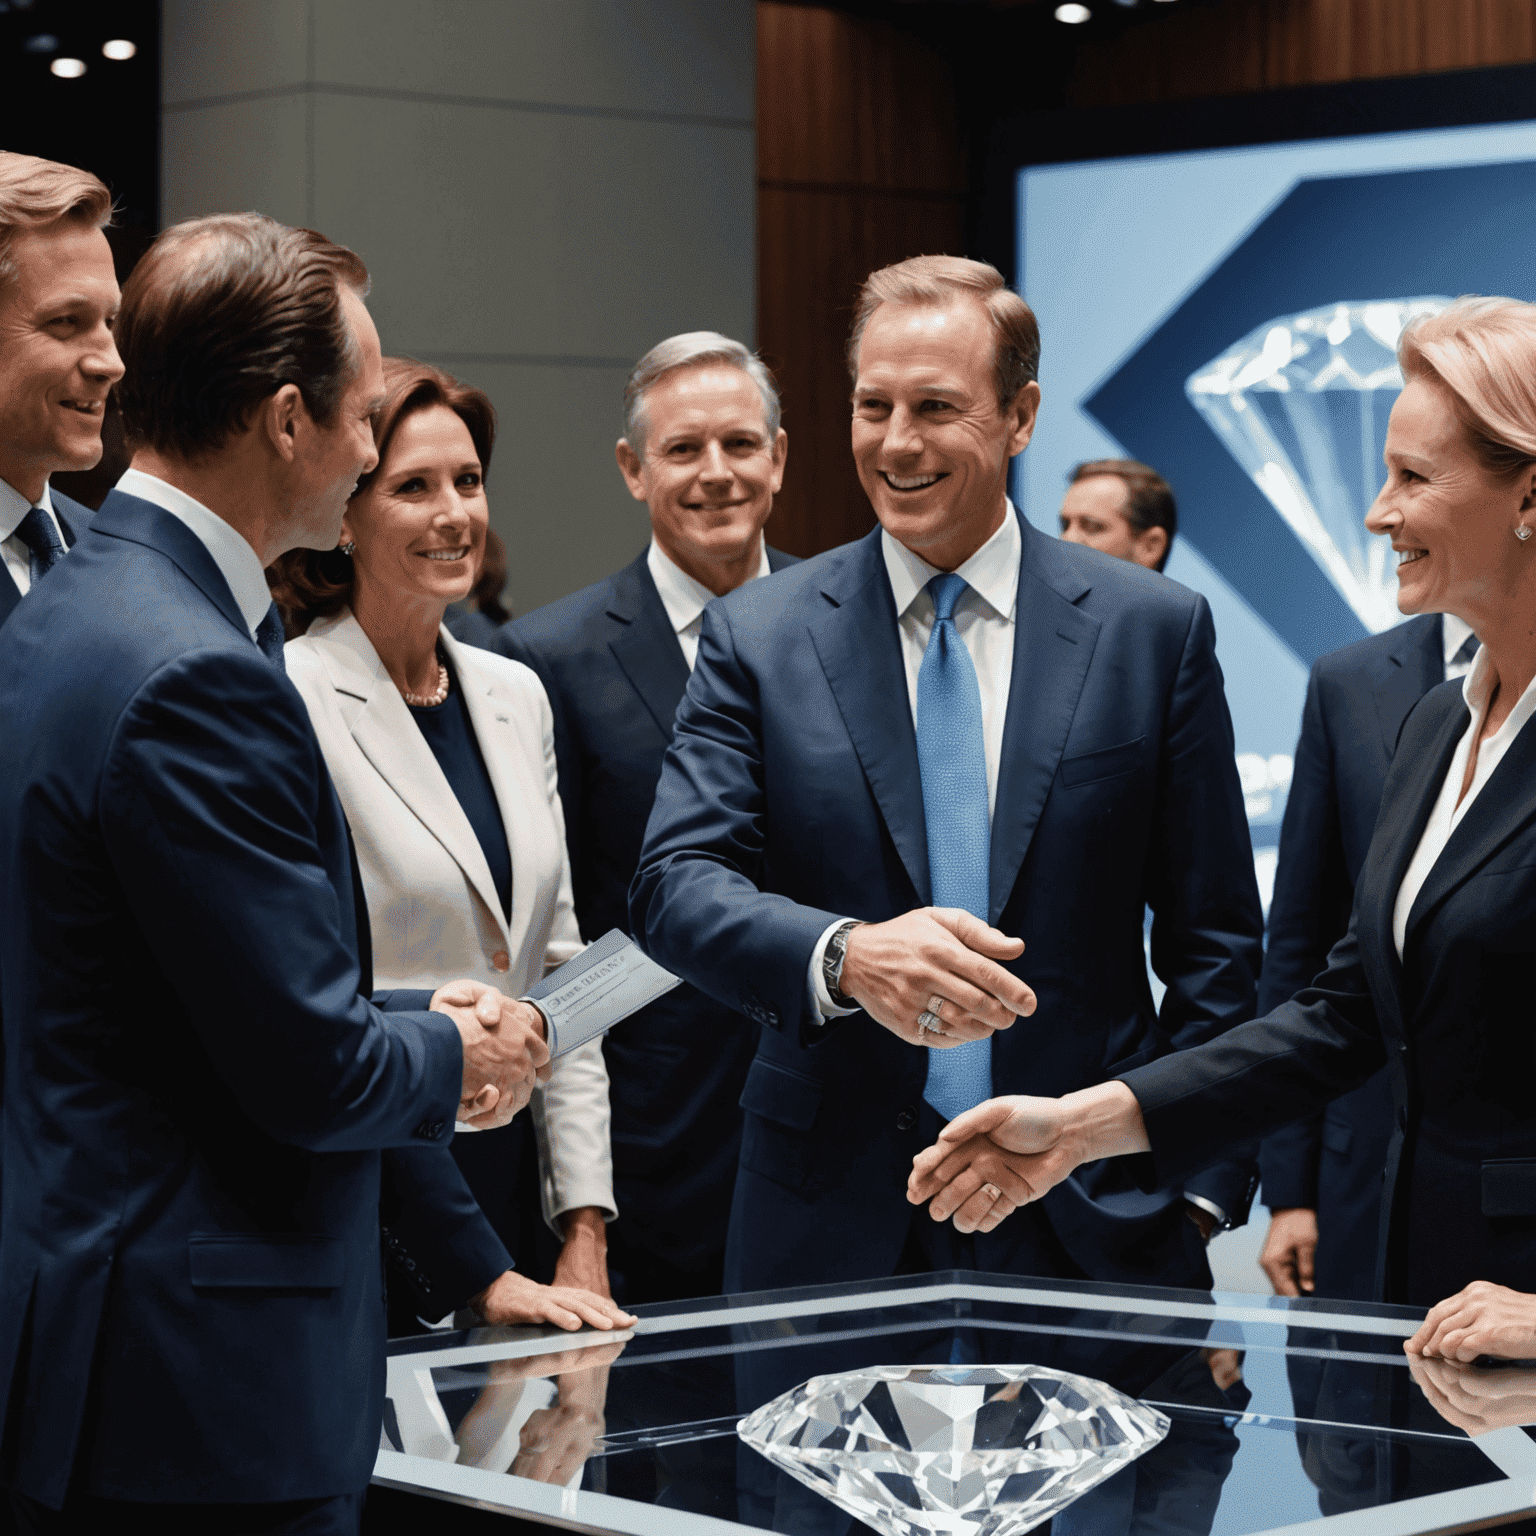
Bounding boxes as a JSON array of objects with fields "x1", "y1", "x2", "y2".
[{"x1": 161, "y1": 0, "x2": 756, "y2": 616}]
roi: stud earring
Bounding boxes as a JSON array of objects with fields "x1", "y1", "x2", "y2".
[
  {"x1": 1518, "y1": 526, "x2": 1532, "y2": 542},
  {"x1": 340, "y1": 541, "x2": 356, "y2": 556}
]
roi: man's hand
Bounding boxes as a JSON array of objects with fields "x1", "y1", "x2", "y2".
[
  {"x1": 839, "y1": 908, "x2": 1035, "y2": 1046},
  {"x1": 431, "y1": 980, "x2": 551, "y2": 1128},
  {"x1": 553, "y1": 1207, "x2": 612, "y2": 1300},
  {"x1": 1259, "y1": 1207, "x2": 1318, "y2": 1297},
  {"x1": 907, "y1": 1082, "x2": 1149, "y2": 1233},
  {"x1": 468, "y1": 1269, "x2": 636, "y2": 1333},
  {"x1": 1409, "y1": 1354, "x2": 1536, "y2": 1435},
  {"x1": 1406, "y1": 1280, "x2": 1536, "y2": 1362},
  {"x1": 512, "y1": 1360, "x2": 614, "y2": 1486}
]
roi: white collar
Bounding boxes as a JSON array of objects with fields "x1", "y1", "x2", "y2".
[
  {"x1": 1460, "y1": 643, "x2": 1536, "y2": 743},
  {"x1": 0, "y1": 477, "x2": 53, "y2": 543},
  {"x1": 1442, "y1": 611, "x2": 1475, "y2": 667},
  {"x1": 117, "y1": 468, "x2": 273, "y2": 640},
  {"x1": 881, "y1": 500, "x2": 1022, "y2": 622},
  {"x1": 646, "y1": 534, "x2": 770, "y2": 636}
]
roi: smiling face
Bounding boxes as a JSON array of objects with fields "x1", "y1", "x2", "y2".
[
  {"x1": 0, "y1": 219, "x2": 123, "y2": 502},
  {"x1": 341, "y1": 402, "x2": 488, "y2": 617},
  {"x1": 851, "y1": 297, "x2": 1040, "y2": 572},
  {"x1": 616, "y1": 364, "x2": 786, "y2": 587},
  {"x1": 1059, "y1": 474, "x2": 1167, "y2": 570},
  {"x1": 1366, "y1": 375, "x2": 1536, "y2": 627}
]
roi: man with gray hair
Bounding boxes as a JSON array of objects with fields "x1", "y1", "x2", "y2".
[
  {"x1": 0, "y1": 152, "x2": 122, "y2": 629},
  {"x1": 494, "y1": 331, "x2": 796, "y2": 1306}
]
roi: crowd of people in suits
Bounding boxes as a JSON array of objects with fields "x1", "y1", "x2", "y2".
[{"x1": 4, "y1": 141, "x2": 1536, "y2": 1531}]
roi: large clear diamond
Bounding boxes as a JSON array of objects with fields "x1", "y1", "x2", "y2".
[
  {"x1": 736, "y1": 1364, "x2": 1170, "y2": 1536},
  {"x1": 1185, "y1": 297, "x2": 1451, "y2": 634}
]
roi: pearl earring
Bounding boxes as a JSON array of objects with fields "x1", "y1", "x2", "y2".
[
  {"x1": 1518, "y1": 527, "x2": 1533, "y2": 542},
  {"x1": 340, "y1": 541, "x2": 356, "y2": 556}
]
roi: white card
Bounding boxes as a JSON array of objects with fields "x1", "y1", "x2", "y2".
[{"x1": 524, "y1": 928, "x2": 682, "y2": 1058}]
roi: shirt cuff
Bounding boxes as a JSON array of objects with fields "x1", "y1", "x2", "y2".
[
  {"x1": 806, "y1": 918, "x2": 862, "y2": 1023},
  {"x1": 1183, "y1": 1191, "x2": 1227, "y2": 1230}
]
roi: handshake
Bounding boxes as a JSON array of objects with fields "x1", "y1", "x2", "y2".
[
  {"x1": 430, "y1": 979, "x2": 554, "y2": 1129},
  {"x1": 905, "y1": 1081, "x2": 1151, "y2": 1233}
]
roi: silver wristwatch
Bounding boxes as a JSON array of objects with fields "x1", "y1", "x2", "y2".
[{"x1": 822, "y1": 920, "x2": 861, "y2": 1007}]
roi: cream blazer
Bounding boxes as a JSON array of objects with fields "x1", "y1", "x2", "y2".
[{"x1": 286, "y1": 610, "x2": 614, "y2": 1232}]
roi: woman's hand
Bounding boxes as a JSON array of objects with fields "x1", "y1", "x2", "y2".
[
  {"x1": 1406, "y1": 1280, "x2": 1536, "y2": 1362},
  {"x1": 512, "y1": 1363, "x2": 614, "y2": 1486},
  {"x1": 553, "y1": 1207, "x2": 613, "y2": 1300},
  {"x1": 468, "y1": 1268, "x2": 635, "y2": 1332}
]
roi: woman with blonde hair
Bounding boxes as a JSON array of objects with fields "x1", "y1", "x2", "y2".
[{"x1": 273, "y1": 358, "x2": 630, "y2": 1333}]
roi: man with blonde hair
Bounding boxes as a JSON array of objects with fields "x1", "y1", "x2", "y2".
[
  {"x1": 0, "y1": 153, "x2": 120, "y2": 627},
  {"x1": 633, "y1": 255, "x2": 1263, "y2": 1304}
]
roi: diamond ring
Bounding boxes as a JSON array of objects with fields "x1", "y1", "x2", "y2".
[
  {"x1": 926, "y1": 995, "x2": 947, "y2": 1017},
  {"x1": 916, "y1": 1010, "x2": 943, "y2": 1034}
]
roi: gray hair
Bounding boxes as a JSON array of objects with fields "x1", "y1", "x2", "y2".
[{"x1": 623, "y1": 331, "x2": 781, "y2": 454}]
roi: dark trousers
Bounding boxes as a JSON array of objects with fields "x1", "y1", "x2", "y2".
[{"x1": 11, "y1": 1491, "x2": 364, "y2": 1536}]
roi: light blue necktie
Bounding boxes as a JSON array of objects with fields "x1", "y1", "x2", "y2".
[{"x1": 917, "y1": 572, "x2": 994, "y2": 1122}]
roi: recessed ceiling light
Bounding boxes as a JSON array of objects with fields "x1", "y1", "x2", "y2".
[
  {"x1": 1056, "y1": 4, "x2": 1092, "y2": 22},
  {"x1": 102, "y1": 40, "x2": 137, "y2": 61},
  {"x1": 50, "y1": 57, "x2": 86, "y2": 78}
]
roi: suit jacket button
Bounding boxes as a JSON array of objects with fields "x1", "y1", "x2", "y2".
[
  {"x1": 491, "y1": 951, "x2": 511, "y2": 972},
  {"x1": 896, "y1": 1106, "x2": 918, "y2": 1131}
]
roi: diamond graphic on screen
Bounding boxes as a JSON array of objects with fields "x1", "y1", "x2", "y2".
[
  {"x1": 737, "y1": 1363, "x2": 1169, "y2": 1536},
  {"x1": 1186, "y1": 297, "x2": 1451, "y2": 634}
]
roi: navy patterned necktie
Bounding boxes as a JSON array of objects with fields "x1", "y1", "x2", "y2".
[
  {"x1": 916, "y1": 572, "x2": 995, "y2": 1121},
  {"x1": 256, "y1": 603, "x2": 287, "y2": 673},
  {"x1": 14, "y1": 505, "x2": 67, "y2": 586}
]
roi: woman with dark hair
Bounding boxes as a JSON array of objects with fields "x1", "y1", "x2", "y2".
[{"x1": 274, "y1": 357, "x2": 627, "y2": 1332}]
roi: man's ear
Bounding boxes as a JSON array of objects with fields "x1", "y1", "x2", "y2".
[
  {"x1": 615, "y1": 437, "x2": 649, "y2": 503},
  {"x1": 1135, "y1": 525, "x2": 1169, "y2": 571},
  {"x1": 1006, "y1": 381, "x2": 1042, "y2": 459},
  {"x1": 769, "y1": 428, "x2": 788, "y2": 495},
  {"x1": 263, "y1": 384, "x2": 306, "y2": 464}
]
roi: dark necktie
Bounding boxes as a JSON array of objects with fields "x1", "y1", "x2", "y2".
[
  {"x1": 14, "y1": 506, "x2": 67, "y2": 586},
  {"x1": 256, "y1": 603, "x2": 287, "y2": 673},
  {"x1": 1450, "y1": 631, "x2": 1479, "y2": 671},
  {"x1": 915, "y1": 572, "x2": 994, "y2": 1121}
]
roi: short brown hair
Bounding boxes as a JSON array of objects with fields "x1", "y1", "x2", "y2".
[
  {"x1": 1069, "y1": 459, "x2": 1177, "y2": 571},
  {"x1": 270, "y1": 357, "x2": 498, "y2": 634},
  {"x1": 847, "y1": 255, "x2": 1040, "y2": 411},
  {"x1": 1399, "y1": 296, "x2": 1536, "y2": 479},
  {"x1": 115, "y1": 213, "x2": 369, "y2": 460},
  {"x1": 0, "y1": 152, "x2": 112, "y2": 285}
]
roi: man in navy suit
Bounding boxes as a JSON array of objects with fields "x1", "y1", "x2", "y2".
[
  {"x1": 1257, "y1": 613, "x2": 1477, "y2": 1302},
  {"x1": 0, "y1": 213, "x2": 559, "y2": 1534},
  {"x1": 497, "y1": 331, "x2": 797, "y2": 1305},
  {"x1": 631, "y1": 257, "x2": 1263, "y2": 1296},
  {"x1": 0, "y1": 153, "x2": 123, "y2": 627}
]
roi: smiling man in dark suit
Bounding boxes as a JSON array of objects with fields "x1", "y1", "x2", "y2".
[
  {"x1": 496, "y1": 331, "x2": 796, "y2": 1305},
  {"x1": 631, "y1": 257, "x2": 1263, "y2": 1298},
  {"x1": 0, "y1": 154, "x2": 122, "y2": 628}
]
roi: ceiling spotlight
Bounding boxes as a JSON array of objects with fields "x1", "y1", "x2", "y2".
[
  {"x1": 50, "y1": 57, "x2": 86, "y2": 78},
  {"x1": 1055, "y1": 4, "x2": 1092, "y2": 22},
  {"x1": 23, "y1": 33, "x2": 57, "y2": 52},
  {"x1": 102, "y1": 39, "x2": 137, "y2": 61}
]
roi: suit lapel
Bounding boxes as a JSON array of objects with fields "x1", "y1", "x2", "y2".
[
  {"x1": 606, "y1": 554, "x2": 691, "y2": 738},
  {"x1": 0, "y1": 564, "x2": 18, "y2": 628},
  {"x1": 809, "y1": 532, "x2": 931, "y2": 903},
  {"x1": 1374, "y1": 614, "x2": 1443, "y2": 758},
  {"x1": 988, "y1": 517, "x2": 1099, "y2": 922},
  {"x1": 318, "y1": 615, "x2": 507, "y2": 934}
]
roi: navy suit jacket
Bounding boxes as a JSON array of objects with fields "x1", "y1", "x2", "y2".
[
  {"x1": 0, "y1": 489, "x2": 506, "y2": 1506},
  {"x1": 1257, "y1": 615, "x2": 1443, "y2": 1299},
  {"x1": 495, "y1": 546, "x2": 796, "y2": 1278},
  {"x1": 0, "y1": 489, "x2": 92, "y2": 629},
  {"x1": 1128, "y1": 677, "x2": 1536, "y2": 1305},
  {"x1": 631, "y1": 512, "x2": 1263, "y2": 1288}
]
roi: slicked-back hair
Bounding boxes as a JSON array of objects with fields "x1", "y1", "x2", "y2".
[
  {"x1": 0, "y1": 152, "x2": 113, "y2": 285},
  {"x1": 1069, "y1": 458, "x2": 1178, "y2": 571},
  {"x1": 847, "y1": 255, "x2": 1040, "y2": 412},
  {"x1": 269, "y1": 356, "x2": 497, "y2": 634},
  {"x1": 1399, "y1": 296, "x2": 1536, "y2": 480},
  {"x1": 623, "y1": 331, "x2": 781, "y2": 455},
  {"x1": 116, "y1": 212, "x2": 369, "y2": 461}
]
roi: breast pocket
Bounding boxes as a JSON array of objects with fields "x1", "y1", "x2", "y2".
[{"x1": 1059, "y1": 736, "x2": 1146, "y2": 789}]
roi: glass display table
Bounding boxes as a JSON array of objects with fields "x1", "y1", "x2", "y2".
[{"x1": 372, "y1": 1271, "x2": 1536, "y2": 1534}]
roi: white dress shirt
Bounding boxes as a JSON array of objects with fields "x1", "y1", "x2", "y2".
[
  {"x1": 808, "y1": 505, "x2": 1022, "y2": 1015},
  {"x1": 647, "y1": 535, "x2": 772, "y2": 671},
  {"x1": 1392, "y1": 644, "x2": 1536, "y2": 959},
  {"x1": 116, "y1": 468, "x2": 273, "y2": 641},
  {"x1": 1442, "y1": 611, "x2": 1476, "y2": 680},
  {"x1": 0, "y1": 478, "x2": 65, "y2": 599}
]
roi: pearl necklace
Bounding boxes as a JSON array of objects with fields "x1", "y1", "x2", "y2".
[{"x1": 402, "y1": 648, "x2": 450, "y2": 707}]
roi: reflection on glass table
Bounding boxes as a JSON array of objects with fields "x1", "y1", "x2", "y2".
[{"x1": 373, "y1": 1272, "x2": 1536, "y2": 1535}]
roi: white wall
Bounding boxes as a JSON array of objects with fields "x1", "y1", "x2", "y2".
[{"x1": 162, "y1": 0, "x2": 757, "y2": 617}]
